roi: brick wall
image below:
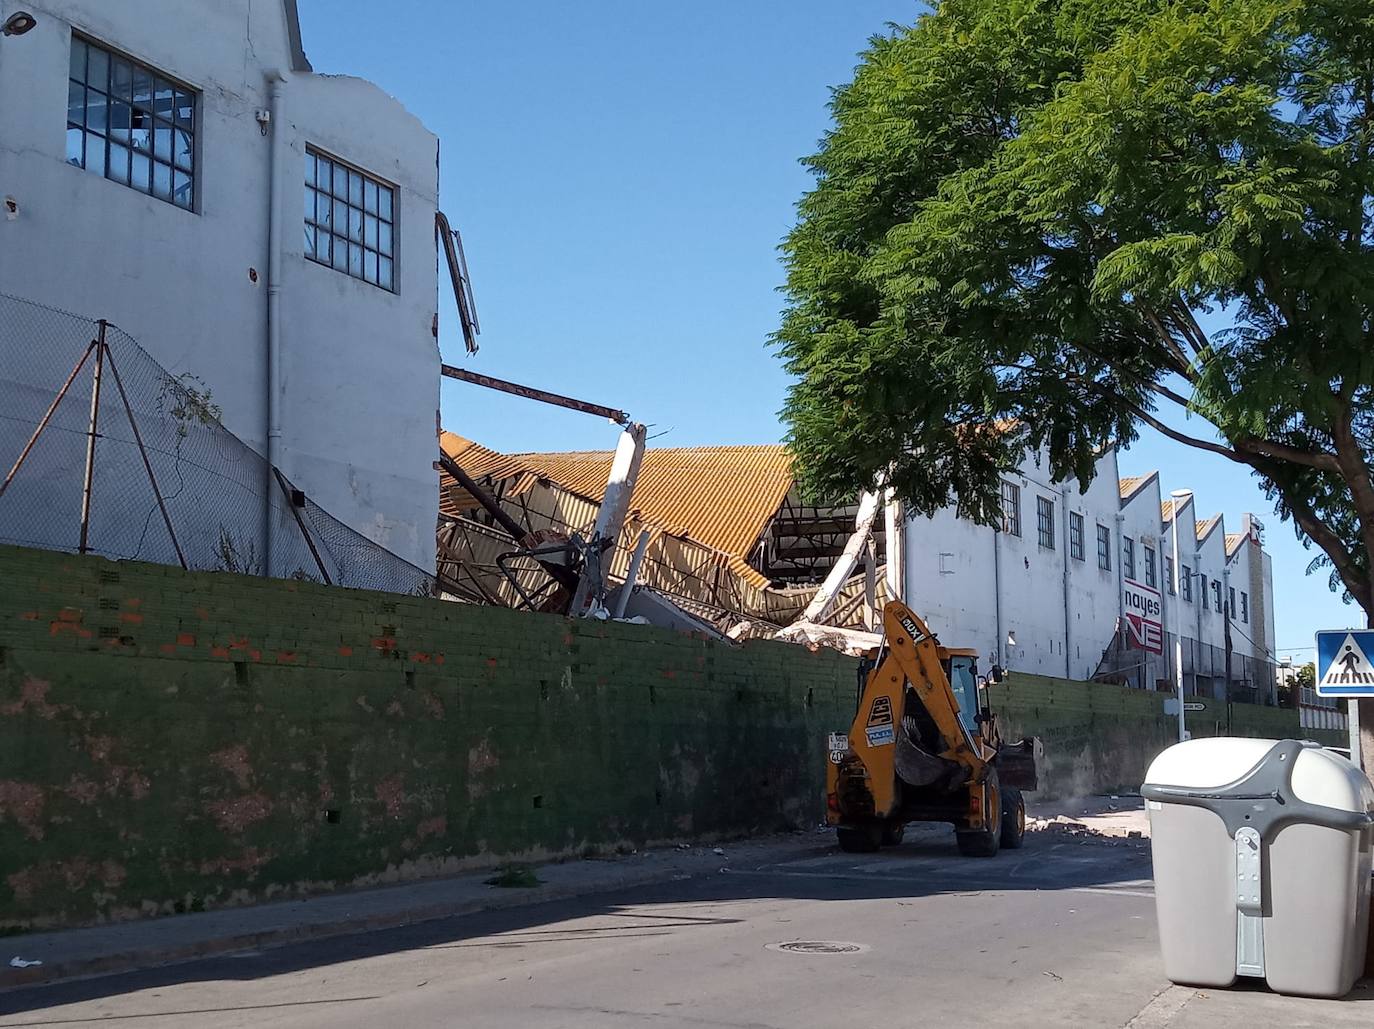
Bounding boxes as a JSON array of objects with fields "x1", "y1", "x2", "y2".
[
  {"x1": 989, "y1": 673, "x2": 1311, "y2": 798},
  {"x1": 0, "y1": 545, "x2": 855, "y2": 930}
]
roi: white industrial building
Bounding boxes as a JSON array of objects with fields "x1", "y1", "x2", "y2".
[
  {"x1": 0, "y1": 0, "x2": 441, "y2": 571},
  {"x1": 904, "y1": 448, "x2": 1279, "y2": 703}
]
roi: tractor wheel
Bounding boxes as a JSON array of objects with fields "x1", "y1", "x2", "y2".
[
  {"x1": 881, "y1": 820, "x2": 906, "y2": 847},
  {"x1": 836, "y1": 824, "x2": 882, "y2": 853},
  {"x1": 955, "y1": 776, "x2": 1003, "y2": 858},
  {"x1": 1000, "y1": 787, "x2": 1026, "y2": 850}
]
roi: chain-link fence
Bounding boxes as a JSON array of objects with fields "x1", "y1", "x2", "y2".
[
  {"x1": 0, "y1": 292, "x2": 443, "y2": 596},
  {"x1": 1094, "y1": 625, "x2": 1280, "y2": 706}
]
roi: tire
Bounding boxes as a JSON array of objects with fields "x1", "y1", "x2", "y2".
[
  {"x1": 881, "y1": 820, "x2": 906, "y2": 847},
  {"x1": 1000, "y1": 787, "x2": 1026, "y2": 850},
  {"x1": 955, "y1": 776, "x2": 1003, "y2": 858},
  {"x1": 837, "y1": 824, "x2": 882, "y2": 853}
]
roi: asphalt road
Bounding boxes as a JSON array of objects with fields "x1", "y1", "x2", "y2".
[{"x1": 2, "y1": 827, "x2": 1370, "y2": 1028}]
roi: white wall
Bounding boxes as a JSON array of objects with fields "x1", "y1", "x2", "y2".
[
  {"x1": 903, "y1": 446, "x2": 1280, "y2": 692},
  {"x1": 0, "y1": 0, "x2": 440, "y2": 570},
  {"x1": 904, "y1": 446, "x2": 1122, "y2": 681}
]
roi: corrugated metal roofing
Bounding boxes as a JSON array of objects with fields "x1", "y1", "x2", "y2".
[
  {"x1": 1225, "y1": 532, "x2": 1245, "y2": 555},
  {"x1": 1119, "y1": 471, "x2": 1158, "y2": 503},
  {"x1": 507, "y1": 442, "x2": 796, "y2": 562},
  {"x1": 1195, "y1": 515, "x2": 1223, "y2": 542},
  {"x1": 439, "y1": 432, "x2": 796, "y2": 575}
]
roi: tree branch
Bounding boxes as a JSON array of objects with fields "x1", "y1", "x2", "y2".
[
  {"x1": 1233, "y1": 436, "x2": 1342, "y2": 473},
  {"x1": 1127, "y1": 403, "x2": 1247, "y2": 462},
  {"x1": 1285, "y1": 488, "x2": 1372, "y2": 613},
  {"x1": 1134, "y1": 303, "x2": 1197, "y2": 381}
]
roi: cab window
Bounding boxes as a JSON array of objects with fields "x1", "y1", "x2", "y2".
[{"x1": 947, "y1": 656, "x2": 979, "y2": 731}]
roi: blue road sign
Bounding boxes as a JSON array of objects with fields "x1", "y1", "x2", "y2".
[{"x1": 1315, "y1": 629, "x2": 1374, "y2": 698}]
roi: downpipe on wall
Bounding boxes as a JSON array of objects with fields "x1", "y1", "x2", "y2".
[
  {"x1": 263, "y1": 70, "x2": 286, "y2": 577},
  {"x1": 1061, "y1": 484, "x2": 1072, "y2": 679}
]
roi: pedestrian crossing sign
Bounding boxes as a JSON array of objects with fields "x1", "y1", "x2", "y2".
[{"x1": 1315, "y1": 630, "x2": 1374, "y2": 697}]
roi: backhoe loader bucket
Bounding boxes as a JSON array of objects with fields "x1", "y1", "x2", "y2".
[{"x1": 996, "y1": 737, "x2": 1041, "y2": 792}]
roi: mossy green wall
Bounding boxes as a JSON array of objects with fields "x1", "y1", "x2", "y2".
[
  {"x1": 989, "y1": 673, "x2": 1311, "y2": 798},
  {"x1": 0, "y1": 545, "x2": 855, "y2": 929}
]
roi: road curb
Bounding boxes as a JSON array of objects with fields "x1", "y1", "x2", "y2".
[{"x1": 0, "y1": 861, "x2": 713, "y2": 993}]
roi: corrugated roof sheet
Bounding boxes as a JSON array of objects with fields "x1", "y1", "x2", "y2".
[
  {"x1": 1119, "y1": 471, "x2": 1158, "y2": 503},
  {"x1": 1195, "y1": 515, "x2": 1222, "y2": 542},
  {"x1": 1225, "y1": 532, "x2": 1245, "y2": 555},
  {"x1": 509, "y1": 443, "x2": 795, "y2": 562},
  {"x1": 439, "y1": 432, "x2": 796, "y2": 575}
]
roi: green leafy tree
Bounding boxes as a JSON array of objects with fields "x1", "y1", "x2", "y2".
[{"x1": 776, "y1": 0, "x2": 1374, "y2": 620}]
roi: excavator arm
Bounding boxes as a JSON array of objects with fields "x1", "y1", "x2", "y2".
[{"x1": 842, "y1": 601, "x2": 990, "y2": 818}]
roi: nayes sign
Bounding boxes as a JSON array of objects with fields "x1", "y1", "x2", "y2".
[{"x1": 1123, "y1": 579, "x2": 1163, "y2": 655}]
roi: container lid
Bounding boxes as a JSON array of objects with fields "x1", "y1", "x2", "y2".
[{"x1": 1145, "y1": 737, "x2": 1374, "y2": 815}]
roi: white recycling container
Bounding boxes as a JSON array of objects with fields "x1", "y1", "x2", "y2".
[{"x1": 1142, "y1": 737, "x2": 1374, "y2": 998}]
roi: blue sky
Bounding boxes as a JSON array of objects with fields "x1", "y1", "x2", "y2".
[{"x1": 298, "y1": 0, "x2": 1364, "y2": 661}]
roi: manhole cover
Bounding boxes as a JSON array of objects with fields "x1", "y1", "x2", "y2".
[{"x1": 766, "y1": 940, "x2": 870, "y2": 955}]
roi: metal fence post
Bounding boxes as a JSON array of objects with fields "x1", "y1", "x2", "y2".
[{"x1": 77, "y1": 320, "x2": 107, "y2": 554}]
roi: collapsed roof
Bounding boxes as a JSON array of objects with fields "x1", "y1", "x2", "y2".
[{"x1": 436, "y1": 432, "x2": 889, "y2": 635}]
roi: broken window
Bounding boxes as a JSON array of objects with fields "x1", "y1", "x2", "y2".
[{"x1": 68, "y1": 35, "x2": 195, "y2": 209}]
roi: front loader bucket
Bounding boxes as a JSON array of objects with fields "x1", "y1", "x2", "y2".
[
  {"x1": 996, "y1": 737, "x2": 1041, "y2": 792},
  {"x1": 895, "y1": 721, "x2": 965, "y2": 789}
]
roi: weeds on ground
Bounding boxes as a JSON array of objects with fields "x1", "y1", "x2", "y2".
[{"x1": 484, "y1": 864, "x2": 542, "y2": 888}]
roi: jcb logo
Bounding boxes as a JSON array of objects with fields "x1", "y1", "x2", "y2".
[{"x1": 867, "y1": 696, "x2": 893, "y2": 727}]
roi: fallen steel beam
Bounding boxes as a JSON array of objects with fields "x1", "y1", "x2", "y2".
[
  {"x1": 437, "y1": 452, "x2": 580, "y2": 592},
  {"x1": 441, "y1": 364, "x2": 628, "y2": 424}
]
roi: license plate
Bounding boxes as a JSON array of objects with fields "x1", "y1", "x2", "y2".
[{"x1": 827, "y1": 732, "x2": 850, "y2": 752}]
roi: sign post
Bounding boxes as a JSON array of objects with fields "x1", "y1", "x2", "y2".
[{"x1": 1315, "y1": 629, "x2": 1374, "y2": 770}]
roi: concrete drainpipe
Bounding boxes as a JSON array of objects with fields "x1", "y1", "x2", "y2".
[{"x1": 263, "y1": 70, "x2": 286, "y2": 577}]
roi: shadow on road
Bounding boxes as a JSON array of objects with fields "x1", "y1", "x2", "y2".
[{"x1": 0, "y1": 828, "x2": 1157, "y2": 1018}]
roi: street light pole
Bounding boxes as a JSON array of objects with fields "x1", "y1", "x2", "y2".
[{"x1": 1171, "y1": 489, "x2": 1193, "y2": 744}]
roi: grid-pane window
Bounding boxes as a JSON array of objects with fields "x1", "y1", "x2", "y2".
[
  {"x1": 1144, "y1": 545, "x2": 1157, "y2": 588},
  {"x1": 67, "y1": 35, "x2": 195, "y2": 209},
  {"x1": 1036, "y1": 496, "x2": 1055, "y2": 549},
  {"x1": 1182, "y1": 565, "x2": 1193, "y2": 601},
  {"x1": 1165, "y1": 555, "x2": 1175, "y2": 594},
  {"x1": 1122, "y1": 537, "x2": 1136, "y2": 579},
  {"x1": 1229, "y1": 586, "x2": 1236, "y2": 619},
  {"x1": 305, "y1": 149, "x2": 395, "y2": 291},
  {"x1": 1199, "y1": 574, "x2": 1208, "y2": 610},
  {"x1": 1241, "y1": 591, "x2": 1249, "y2": 623},
  {"x1": 1069, "y1": 512, "x2": 1084, "y2": 561},
  {"x1": 1000, "y1": 481, "x2": 1021, "y2": 537},
  {"x1": 1096, "y1": 524, "x2": 1111, "y2": 570},
  {"x1": 1212, "y1": 580, "x2": 1222, "y2": 612}
]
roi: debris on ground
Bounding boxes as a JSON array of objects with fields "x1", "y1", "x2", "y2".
[{"x1": 8, "y1": 957, "x2": 42, "y2": 969}]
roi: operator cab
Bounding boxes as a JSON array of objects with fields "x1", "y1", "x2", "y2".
[{"x1": 941, "y1": 649, "x2": 981, "y2": 733}]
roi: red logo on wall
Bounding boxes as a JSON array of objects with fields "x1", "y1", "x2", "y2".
[{"x1": 1122, "y1": 578, "x2": 1164, "y2": 655}]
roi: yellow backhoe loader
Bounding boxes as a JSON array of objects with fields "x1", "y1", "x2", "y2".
[{"x1": 825, "y1": 600, "x2": 1040, "y2": 856}]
